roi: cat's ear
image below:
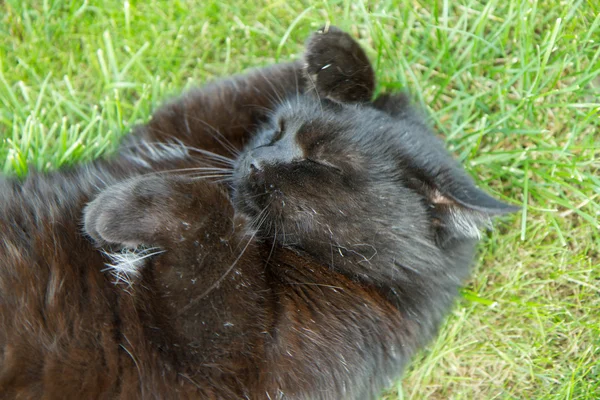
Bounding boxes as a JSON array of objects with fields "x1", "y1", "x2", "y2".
[
  {"x1": 423, "y1": 178, "x2": 519, "y2": 241},
  {"x1": 421, "y1": 172, "x2": 519, "y2": 242},
  {"x1": 372, "y1": 93, "x2": 412, "y2": 117},
  {"x1": 406, "y1": 148, "x2": 519, "y2": 241},
  {"x1": 303, "y1": 26, "x2": 375, "y2": 103}
]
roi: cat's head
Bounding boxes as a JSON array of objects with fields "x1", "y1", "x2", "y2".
[{"x1": 232, "y1": 27, "x2": 517, "y2": 281}]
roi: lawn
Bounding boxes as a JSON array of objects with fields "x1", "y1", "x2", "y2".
[{"x1": 1, "y1": 0, "x2": 598, "y2": 398}]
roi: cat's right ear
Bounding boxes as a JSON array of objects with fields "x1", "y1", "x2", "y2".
[{"x1": 303, "y1": 26, "x2": 375, "y2": 103}]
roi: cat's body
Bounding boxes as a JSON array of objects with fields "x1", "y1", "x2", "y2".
[{"x1": 0, "y1": 28, "x2": 516, "y2": 399}]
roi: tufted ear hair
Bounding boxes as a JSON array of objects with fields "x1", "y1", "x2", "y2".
[
  {"x1": 414, "y1": 157, "x2": 519, "y2": 242},
  {"x1": 421, "y1": 177, "x2": 518, "y2": 243},
  {"x1": 303, "y1": 25, "x2": 375, "y2": 103}
]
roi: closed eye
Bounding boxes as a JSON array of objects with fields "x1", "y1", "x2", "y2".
[
  {"x1": 268, "y1": 120, "x2": 286, "y2": 145},
  {"x1": 306, "y1": 158, "x2": 342, "y2": 173}
]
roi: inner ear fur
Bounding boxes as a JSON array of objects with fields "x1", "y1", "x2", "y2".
[
  {"x1": 420, "y1": 180, "x2": 518, "y2": 242},
  {"x1": 303, "y1": 25, "x2": 375, "y2": 103}
]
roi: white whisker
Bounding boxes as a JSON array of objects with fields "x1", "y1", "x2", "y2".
[
  {"x1": 182, "y1": 114, "x2": 240, "y2": 157},
  {"x1": 101, "y1": 247, "x2": 165, "y2": 286}
]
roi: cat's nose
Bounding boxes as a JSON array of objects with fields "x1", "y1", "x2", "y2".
[
  {"x1": 247, "y1": 146, "x2": 277, "y2": 174},
  {"x1": 247, "y1": 146, "x2": 275, "y2": 173},
  {"x1": 247, "y1": 158, "x2": 266, "y2": 187},
  {"x1": 247, "y1": 138, "x2": 303, "y2": 174},
  {"x1": 249, "y1": 158, "x2": 263, "y2": 173}
]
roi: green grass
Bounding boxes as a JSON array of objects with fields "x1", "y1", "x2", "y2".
[{"x1": 1, "y1": 0, "x2": 598, "y2": 398}]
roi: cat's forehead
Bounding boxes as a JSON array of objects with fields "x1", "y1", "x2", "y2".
[
  {"x1": 276, "y1": 98, "x2": 376, "y2": 134},
  {"x1": 273, "y1": 96, "x2": 444, "y2": 167}
]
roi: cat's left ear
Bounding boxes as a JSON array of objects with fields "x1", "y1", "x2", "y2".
[
  {"x1": 424, "y1": 176, "x2": 519, "y2": 241},
  {"x1": 303, "y1": 26, "x2": 375, "y2": 103},
  {"x1": 409, "y1": 146, "x2": 519, "y2": 241}
]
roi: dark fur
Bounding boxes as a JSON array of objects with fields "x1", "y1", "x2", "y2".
[{"x1": 0, "y1": 28, "x2": 517, "y2": 399}]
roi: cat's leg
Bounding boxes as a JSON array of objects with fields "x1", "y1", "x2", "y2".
[
  {"x1": 82, "y1": 173, "x2": 258, "y2": 306},
  {"x1": 82, "y1": 175, "x2": 271, "y2": 396},
  {"x1": 83, "y1": 174, "x2": 237, "y2": 251}
]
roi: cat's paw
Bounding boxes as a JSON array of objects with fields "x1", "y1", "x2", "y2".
[
  {"x1": 84, "y1": 175, "x2": 233, "y2": 250},
  {"x1": 304, "y1": 25, "x2": 374, "y2": 103},
  {"x1": 83, "y1": 176, "x2": 174, "y2": 248}
]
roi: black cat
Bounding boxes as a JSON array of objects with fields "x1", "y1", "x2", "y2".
[{"x1": 0, "y1": 26, "x2": 517, "y2": 399}]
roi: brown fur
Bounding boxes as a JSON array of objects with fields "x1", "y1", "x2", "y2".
[{"x1": 0, "y1": 28, "x2": 516, "y2": 399}]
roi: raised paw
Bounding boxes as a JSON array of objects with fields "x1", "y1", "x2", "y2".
[
  {"x1": 304, "y1": 25, "x2": 375, "y2": 103},
  {"x1": 83, "y1": 176, "x2": 173, "y2": 248},
  {"x1": 84, "y1": 174, "x2": 234, "y2": 250}
]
